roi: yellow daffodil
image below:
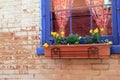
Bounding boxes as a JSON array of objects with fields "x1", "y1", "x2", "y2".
[
  {"x1": 56, "y1": 33, "x2": 59, "y2": 37},
  {"x1": 100, "y1": 28, "x2": 104, "y2": 32},
  {"x1": 61, "y1": 31, "x2": 65, "y2": 35},
  {"x1": 51, "y1": 32, "x2": 57, "y2": 37},
  {"x1": 89, "y1": 29, "x2": 93, "y2": 33},
  {"x1": 61, "y1": 31, "x2": 65, "y2": 37},
  {"x1": 43, "y1": 43, "x2": 49, "y2": 47},
  {"x1": 94, "y1": 28, "x2": 99, "y2": 33}
]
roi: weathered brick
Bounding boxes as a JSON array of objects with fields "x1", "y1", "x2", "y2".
[
  {"x1": 69, "y1": 70, "x2": 100, "y2": 76},
  {"x1": 71, "y1": 64, "x2": 91, "y2": 70},
  {"x1": 102, "y1": 59, "x2": 119, "y2": 64},
  {"x1": 0, "y1": 32, "x2": 14, "y2": 37},
  {"x1": 0, "y1": 0, "x2": 120, "y2": 80},
  {"x1": 93, "y1": 76, "x2": 120, "y2": 80},
  {"x1": 71, "y1": 59, "x2": 102, "y2": 64},
  {"x1": 91, "y1": 63, "x2": 109, "y2": 70}
]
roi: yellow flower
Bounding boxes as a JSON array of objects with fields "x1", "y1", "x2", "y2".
[
  {"x1": 94, "y1": 28, "x2": 99, "y2": 33},
  {"x1": 89, "y1": 29, "x2": 93, "y2": 33},
  {"x1": 51, "y1": 32, "x2": 54, "y2": 35},
  {"x1": 51, "y1": 32, "x2": 57, "y2": 37},
  {"x1": 61, "y1": 31, "x2": 65, "y2": 35},
  {"x1": 43, "y1": 43, "x2": 49, "y2": 47},
  {"x1": 56, "y1": 33, "x2": 59, "y2": 37},
  {"x1": 61, "y1": 31, "x2": 65, "y2": 37},
  {"x1": 100, "y1": 28, "x2": 104, "y2": 32}
]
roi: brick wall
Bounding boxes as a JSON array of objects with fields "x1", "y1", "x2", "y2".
[{"x1": 0, "y1": 0, "x2": 120, "y2": 80}]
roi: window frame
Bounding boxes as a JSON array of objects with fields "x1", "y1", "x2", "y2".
[{"x1": 37, "y1": 0, "x2": 120, "y2": 55}]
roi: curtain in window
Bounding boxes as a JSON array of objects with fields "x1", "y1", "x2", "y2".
[
  {"x1": 52, "y1": 0, "x2": 70, "y2": 34},
  {"x1": 85, "y1": 0, "x2": 111, "y2": 35},
  {"x1": 52, "y1": 0, "x2": 111, "y2": 35}
]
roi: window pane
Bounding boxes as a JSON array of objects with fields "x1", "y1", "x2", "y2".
[
  {"x1": 51, "y1": 0, "x2": 70, "y2": 11},
  {"x1": 92, "y1": 0, "x2": 111, "y2": 6},
  {"x1": 51, "y1": 11, "x2": 70, "y2": 36},
  {"x1": 92, "y1": 5, "x2": 112, "y2": 36},
  {"x1": 72, "y1": 8, "x2": 91, "y2": 36},
  {"x1": 72, "y1": 0, "x2": 90, "y2": 8},
  {"x1": 51, "y1": 0, "x2": 112, "y2": 36},
  {"x1": 51, "y1": 0, "x2": 70, "y2": 36}
]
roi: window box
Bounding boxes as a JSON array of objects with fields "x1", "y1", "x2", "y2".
[{"x1": 44, "y1": 44, "x2": 110, "y2": 59}]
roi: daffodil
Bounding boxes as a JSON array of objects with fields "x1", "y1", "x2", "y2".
[
  {"x1": 61, "y1": 31, "x2": 65, "y2": 35},
  {"x1": 43, "y1": 43, "x2": 49, "y2": 47},
  {"x1": 89, "y1": 29, "x2": 93, "y2": 33},
  {"x1": 51, "y1": 32, "x2": 57, "y2": 37},
  {"x1": 56, "y1": 33, "x2": 59, "y2": 37},
  {"x1": 61, "y1": 31, "x2": 65, "y2": 37},
  {"x1": 94, "y1": 28, "x2": 99, "y2": 33},
  {"x1": 100, "y1": 28, "x2": 104, "y2": 32}
]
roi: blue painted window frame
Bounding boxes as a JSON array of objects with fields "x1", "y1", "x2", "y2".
[{"x1": 37, "y1": 0, "x2": 120, "y2": 55}]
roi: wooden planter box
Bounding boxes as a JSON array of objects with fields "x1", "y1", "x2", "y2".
[{"x1": 44, "y1": 44, "x2": 110, "y2": 59}]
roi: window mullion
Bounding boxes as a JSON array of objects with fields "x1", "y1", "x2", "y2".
[
  {"x1": 90, "y1": 0, "x2": 93, "y2": 29},
  {"x1": 69, "y1": 0, "x2": 72, "y2": 34}
]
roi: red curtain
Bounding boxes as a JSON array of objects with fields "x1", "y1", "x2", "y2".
[
  {"x1": 85, "y1": 0, "x2": 111, "y2": 28},
  {"x1": 52, "y1": 0, "x2": 70, "y2": 34},
  {"x1": 52, "y1": 0, "x2": 111, "y2": 35}
]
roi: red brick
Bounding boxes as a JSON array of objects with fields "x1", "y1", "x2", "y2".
[
  {"x1": 91, "y1": 63, "x2": 109, "y2": 70},
  {"x1": 0, "y1": 32, "x2": 14, "y2": 37},
  {"x1": 93, "y1": 76, "x2": 120, "y2": 80}
]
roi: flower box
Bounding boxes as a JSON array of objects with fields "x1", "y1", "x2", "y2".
[{"x1": 44, "y1": 44, "x2": 110, "y2": 59}]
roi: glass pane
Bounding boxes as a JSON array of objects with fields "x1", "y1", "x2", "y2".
[
  {"x1": 92, "y1": 0, "x2": 103, "y2": 6},
  {"x1": 72, "y1": 8, "x2": 91, "y2": 36},
  {"x1": 92, "y1": 5, "x2": 112, "y2": 36},
  {"x1": 51, "y1": 11, "x2": 70, "y2": 36},
  {"x1": 51, "y1": 0, "x2": 70, "y2": 11},
  {"x1": 72, "y1": 0, "x2": 90, "y2": 8},
  {"x1": 51, "y1": 0, "x2": 112, "y2": 37},
  {"x1": 92, "y1": 0, "x2": 112, "y2": 6}
]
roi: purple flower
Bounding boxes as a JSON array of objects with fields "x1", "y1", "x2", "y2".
[{"x1": 49, "y1": 39, "x2": 55, "y2": 45}]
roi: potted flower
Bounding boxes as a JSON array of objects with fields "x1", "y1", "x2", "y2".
[{"x1": 43, "y1": 28, "x2": 112, "y2": 59}]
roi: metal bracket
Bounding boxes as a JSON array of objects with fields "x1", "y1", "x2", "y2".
[
  {"x1": 88, "y1": 46, "x2": 99, "y2": 58},
  {"x1": 51, "y1": 47, "x2": 61, "y2": 58}
]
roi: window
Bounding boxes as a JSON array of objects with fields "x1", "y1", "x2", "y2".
[
  {"x1": 37, "y1": 0, "x2": 120, "y2": 54},
  {"x1": 51, "y1": 0, "x2": 112, "y2": 36}
]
